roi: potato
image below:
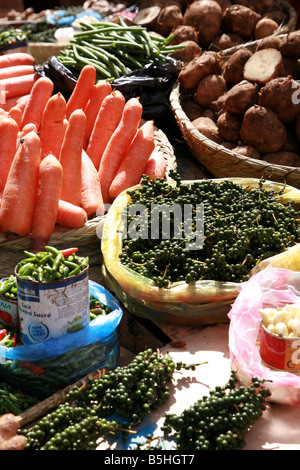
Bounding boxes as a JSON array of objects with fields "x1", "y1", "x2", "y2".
[
  {"x1": 262, "y1": 152, "x2": 300, "y2": 167},
  {"x1": 232, "y1": 144, "x2": 261, "y2": 160},
  {"x1": 280, "y1": 31, "x2": 300, "y2": 58},
  {"x1": 243, "y1": 48, "x2": 283, "y2": 84},
  {"x1": 182, "y1": 99, "x2": 203, "y2": 120},
  {"x1": 258, "y1": 77, "x2": 300, "y2": 123},
  {"x1": 178, "y1": 50, "x2": 223, "y2": 90},
  {"x1": 223, "y1": 48, "x2": 252, "y2": 84},
  {"x1": 192, "y1": 116, "x2": 223, "y2": 143},
  {"x1": 224, "y1": 80, "x2": 259, "y2": 115},
  {"x1": 210, "y1": 33, "x2": 244, "y2": 51},
  {"x1": 213, "y1": 0, "x2": 232, "y2": 10},
  {"x1": 168, "y1": 40, "x2": 201, "y2": 62},
  {"x1": 194, "y1": 74, "x2": 227, "y2": 108},
  {"x1": 222, "y1": 5, "x2": 261, "y2": 40},
  {"x1": 280, "y1": 129, "x2": 300, "y2": 154},
  {"x1": 216, "y1": 111, "x2": 242, "y2": 143},
  {"x1": 255, "y1": 35, "x2": 282, "y2": 51},
  {"x1": 254, "y1": 17, "x2": 278, "y2": 40},
  {"x1": 169, "y1": 24, "x2": 198, "y2": 44},
  {"x1": 183, "y1": 0, "x2": 223, "y2": 47},
  {"x1": 201, "y1": 108, "x2": 216, "y2": 120},
  {"x1": 281, "y1": 56, "x2": 300, "y2": 80},
  {"x1": 155, "y1": 4, "x2": 183, "y2": 37},
  {"x1": 240, "y1": 105, "x2": 287, "y2": 154}
]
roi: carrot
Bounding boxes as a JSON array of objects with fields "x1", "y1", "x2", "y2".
[
  {"x1": 144, "y1": 151, "x2": 167, "y2": 180},
  {"x1": 8, "y1": 106, "x2": 22, "y2": 128},
  {"x1": 30, "y1": 154, "x2": 63, "y2": 252},
  {"x1": 40, "y1": 93, "x2": 67, "y2": 159},
  {"x1": 59, "y1": 109, "x2": 86, "y2": 206},
  {"x1": 0, "y1": 65, "x2": 35, "y2": 81},
  {"x1": 81, "y1": 150, "x2": 105, "y2": 218},
  {"x1": 0, "y1": 131, "x2": 41, "y2": 237},
  {"x1": 86, "y1": 90, "x2": 125, "y2": 171},
  {"x1": 109, "y1": 120, "x2": 156, "y2": 199},
  {"x1": 21, "y1": 76, "x2": 54, "y2": 130},
  {"x1": 65, "y1": 65, "x2": 96, "y2": 119},
  {"x1": 15, "y1": 94, "x2": 30, "y2": 112},
  {"x1": 83, "y1": 80, "x2": 112, "y2": 149},
  {"x1": 98, "y1": 97, "x2": 143, "y2": 203},
  {"x1": 0, "y1": 53, "x2": 35, "y2": 69},
  {"x1": 0, "y1": 115, "x2": 19, "y2": 191},
  {"x1": 56, "y1": 200, "x2": 87, "y2": 229},
  {"x1": 0, "y1": 73, "x2": 37, "y2": 100}
]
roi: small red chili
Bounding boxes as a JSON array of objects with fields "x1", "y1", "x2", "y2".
[
  {"x1": 0, "y1": 329, "x2": 7, "y2": 340},
  {"x1": 61, "y1": 247, "x2": 79, "y2": 257}
]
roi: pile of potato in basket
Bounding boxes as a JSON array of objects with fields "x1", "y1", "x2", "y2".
[{"x1": 179, "y1": 28, "x2": 300, "y2": 167}]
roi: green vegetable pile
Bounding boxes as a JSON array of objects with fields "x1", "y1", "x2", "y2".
[
  {"x1": 133, "y1": 370, "x2": 271, "y2": 451},
  {"x1": 59, "y1": 17, "x2": 183, "y2": 79},
  {"x1": 120, "y1": 173, "x2": 300, "y2": 287},
  {"x1": 0, "y1": 381, "x2": 39, "y2": 416},
  {"x1": 16, "y1": 246, "x2": 89, "y2": 282},
  {"x1": 0, "y1": 29, "x2": 28, "y2": 47},
  {"x1": 20, "y1": 349, "x2": 197, "y2": 450}
]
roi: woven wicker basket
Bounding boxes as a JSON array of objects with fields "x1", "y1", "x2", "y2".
[
  {"x1": 169, "y1": 37, "x2": 300, "y2": 190},
  {"x1": 18, "y1": 367, "x2": 108, "y2": 427},
  {"x1": 0, "y1": 126, "x2": 176, "y2": 279}
]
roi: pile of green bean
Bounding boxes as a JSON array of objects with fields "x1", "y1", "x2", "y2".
[
  {"x1": 15, "y1": 246, "x2": 89, "y2": 283},
  {"x1": 58, "y1": 17, "x2": 184, "y2": 79}
]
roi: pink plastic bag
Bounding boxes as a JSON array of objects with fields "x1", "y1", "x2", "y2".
[{"x1": 228, "y1": 267, "x2": 300, "y2": 405}]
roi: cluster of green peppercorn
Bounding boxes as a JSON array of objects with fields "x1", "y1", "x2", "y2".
[{"x1": 119, "y1": 173, "x2": 300, "y2": 287}]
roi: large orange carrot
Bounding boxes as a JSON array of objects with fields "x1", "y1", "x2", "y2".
[
  {"x1": 109, "y1": 120, "x2": 156, "y2": 199},
  {"x1": 40, "y1": 92, "x2": 67, "y2": 158},
  {"x1": 0, "y1": 74, "x2": 38, "y2": 99},
  {"x1": 0, "y1": 53, "x2": 35, "y2": 69},
  {"x1": 144, "y1": 151, "x2": 167, "y2": 180},
  {"x1": 81, "y1": 150, "x2": 105, "y2": 218},
  {"x1": 17, "y1": 123, "x2": 38, "y2": 148},
  {"x1": 0, "y1": 131, "x2": 41, "y2": 237},
  {"x1": 65, "y1": 65, "x2": 96, "y2": 119},
  {"x1": 86, "y1": 90, "x2": 125, "y2": 171},
  {"x1": 21, "y1": 76, "x2": 54, "y2": 130},
  {"x1": 98, "y1": 97, "x2": 143, "y2": 203},
  {"x1": 0, "y1": 115, "x2": 19, "y2": 191},
  {"x1": 59, "y1": 109, "x2": 86, "y2": 206},
  {"x1": 8, "y1": 106, "x2": 22, "y2": 128},
  {"x1": 83, "y1": 80, "x2": 112, "y2": 149},
  {"x1": 30, "y1": 154, "x2": 63, "y2": 252},
  {"x1": 0, "y1": 65, "x2": 35, "y2": 81},
  {"x1": 56, "y1": 200, "x2": 87, "y2": 228}
]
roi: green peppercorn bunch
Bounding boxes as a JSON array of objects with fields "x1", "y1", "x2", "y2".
[
  {"x1": 119, "y1": 173, "x2": 300, "y2": 287},
  {"x1": 20, "y1": 349, "x2": 196, "y2": 450},
  {"x1": 161, "y1": 370, "x2": 271, "y2": 450}
]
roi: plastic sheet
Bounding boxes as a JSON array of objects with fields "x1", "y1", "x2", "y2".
[
  {"x1": 229, "y1": 267, "x2": 300, "y2": 405},
  {"x1": 0, "y1": 281, "x2": 123, "y2": 397},
  {"x1": 101, "y1": 178, "x2": 300, "y2": 325}
]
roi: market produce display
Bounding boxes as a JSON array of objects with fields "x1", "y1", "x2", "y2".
[
  {"x1": 134, "y1": 0, "x2": 295, "y2": 57},
  {"x1": 119, "y1": 173, "x2": 300, "y2": 286},
  {"x1": 58, "y1": 17, "x2": 183, "y2": 79},
  {"x1": 134, "y1": 371, "x2": 271, "y2": 450},
  {"x1": 0, "y1": 61, "x2": 161, "y2": 251},
  {"x1": 178, "y1": 29, "x2": 300, "y2": 167}
]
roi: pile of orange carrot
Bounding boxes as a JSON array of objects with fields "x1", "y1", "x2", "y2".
[{"x1": 0, "y1": 60, "x2": 167, "y2": 252}]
